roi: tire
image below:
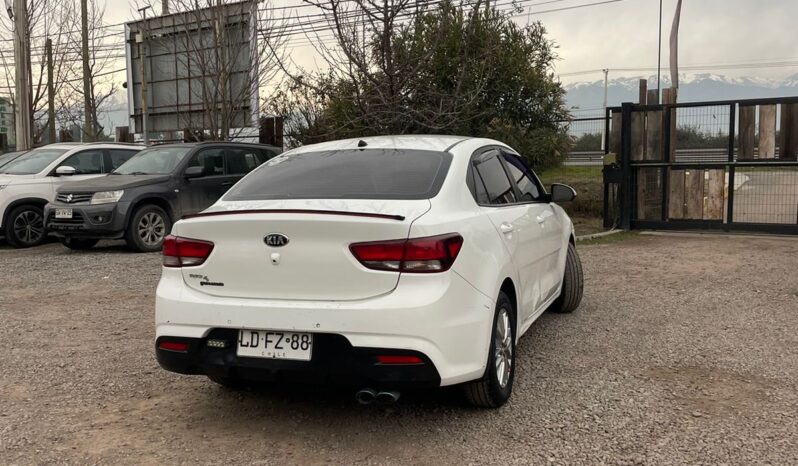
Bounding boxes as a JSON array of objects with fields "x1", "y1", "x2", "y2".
[
  {"x1": 4, "y1": 204, "x2": 46, "y2": 248},
  {"x1": 207, "y1": 374, "x2": 245, "y2": 389},
  {"x1": 125, "y1": 204, "x2": 171, "y2": 253},
  {"x1": 550, "y1": 242, "x2": 584, "y2": 314},
  {"x1": 60, "y1": 238, "x2": 99, "y2": 250},
  {"x1": 464, "y1": 291, "x2": 515, "y2": 408}
]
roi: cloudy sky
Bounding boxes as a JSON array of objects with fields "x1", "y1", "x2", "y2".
[{"x1": 102, "y1": 0, "x2": 798, "y2": 86}]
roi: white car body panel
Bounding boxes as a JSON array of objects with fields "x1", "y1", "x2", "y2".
[{"x1": 155, "y1": 135, "x2": 575, "y2": 387}]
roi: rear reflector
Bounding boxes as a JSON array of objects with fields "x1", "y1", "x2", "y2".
[
  {"x1": 349, "y1": 233, "x2": 463, "y2": 273},
  {"x1": 158, "y1": 341, "x2": 189, "y2": 352},
  {"x1": 376, "y1": 355, "x2": 424, "y2": 365},
  {"x1": 162, "y1": 235, "x2": 214, "y2": 267}
]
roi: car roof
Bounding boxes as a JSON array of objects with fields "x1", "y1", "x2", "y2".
[
  {"x1": 287, "y1": 135, "x2": 474, "y2": 155},
  {"x1": 30, "y1": 142, "x2": 144, "y2": 151},
  {"x1": 149, "y1": 141, "x2": 281, "y2": 149}
]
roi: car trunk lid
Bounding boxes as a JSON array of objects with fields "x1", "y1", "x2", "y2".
[{"x1": 174, "y1": 199, "x2": 430, "y2": 301}]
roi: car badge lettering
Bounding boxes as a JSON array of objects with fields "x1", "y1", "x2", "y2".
[{"x1": 264, "y1": 233, "x2": 289, "y2": 247}]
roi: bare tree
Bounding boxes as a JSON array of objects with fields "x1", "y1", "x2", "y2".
[
  {"x1": 132, "y1": 0, "x2": 285, "y2": 142},
  {"x1": 270, "y1": 0, "x2": 489, "y2": 137},
  {"x1": 57, "y1": 0, "x2": 120, "y2": 140},
  {"x1": 0, "y1": 0, "x2": 81, "y2": 143}
]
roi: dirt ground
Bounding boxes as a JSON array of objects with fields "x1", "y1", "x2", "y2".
[{"x1": 1, "y1": 233, "x2": 797, "y2": 465}]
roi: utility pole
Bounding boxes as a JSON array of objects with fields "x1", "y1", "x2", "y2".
[
  {"x1": 46, "y1": 38, "x2": 56, "y2": 143},
  {"x1": 137, "y1": 5, "x2": 151, "y2": 145},
  {"x1": 656, "y1": 0, "x2": 662, "y2": 103},
  {"x1": 12, "y1": 0, "x2": 32, "y2": 150},
  {"x1": 81, "y1": 0, "x2": 93, "y2": 141},
  {"x1": 602, "y1": 68, "x2": 609, "y2": 150},
  {"x1": 162, "y1": 0, "x2": 169, "y2": 14}
]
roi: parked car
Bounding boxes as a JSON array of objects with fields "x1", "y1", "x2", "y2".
[
  {"x1": 45, "y1": 142, "x2": 281, "y2": 252},
  {"x1": 0, "y1": 143, "x2": 143, "y2": 247},
  {"x1": 0, "y1": 150, "x2": 28, "y2": 170},
  {"x1": 154, "y1": 135, "x2": 584, "y2": 408}
]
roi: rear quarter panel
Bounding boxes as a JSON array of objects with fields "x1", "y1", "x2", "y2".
[{"x1": 409, "y1": 138, "x2": 519, "y2": 305}]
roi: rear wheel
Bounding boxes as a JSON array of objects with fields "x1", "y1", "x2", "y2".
[
  {"x1": 125, "y1": 204, "x2": 171, "y2": 252},
  {"x1": 464, "y1": 291, "x2": 515, "y2": 408},
  {"x1": 4, "y1": 204, "x2": 46, "y2": 248},
  {"x1": 60, "y1": 238, "x2": 99, "y2": 250},
  {"x1": 550, "y1": 242, "x2": 584, "y2": 313}
]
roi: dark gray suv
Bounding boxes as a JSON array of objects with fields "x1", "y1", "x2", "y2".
[{"x1": 44, "y1": 142, "x2": 280, "y2": 252}]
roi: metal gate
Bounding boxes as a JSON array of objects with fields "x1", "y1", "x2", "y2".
[{"x1": 604, "y1": 97, "x2": 798, "y2": 234}]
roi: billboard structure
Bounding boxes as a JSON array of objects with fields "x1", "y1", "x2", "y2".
[{"x1": 125, "y1": 1, "x2": 259, "y2": 142}]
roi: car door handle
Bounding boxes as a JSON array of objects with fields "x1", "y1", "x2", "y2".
[
  {"x1": 536, "y1": 211, "x2": 554, "y2": 224},
  {"x1": 499, "y1": 222, "x2": 514, "y2": 233},
  {"x1": 221, "y1": 181, "x2": 233, "y2": 187}
]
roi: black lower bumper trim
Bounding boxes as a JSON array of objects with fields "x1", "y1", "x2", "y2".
[{"x1": 155, "y1": 330, "x2": 441, "y2": 388}]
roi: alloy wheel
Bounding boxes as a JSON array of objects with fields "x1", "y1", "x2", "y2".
[
  {"x1": 494, "y1": 307, "x2": 513, "y2": 388},
  {"x1": 138, "y1": 212, "x2": 166, "y2": 246},
  {"x1": 13, "y1": 209, "x2": 44, "y2": 245}
]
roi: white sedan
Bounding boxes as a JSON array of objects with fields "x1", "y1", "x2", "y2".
[{"x1": 155, "y1": 135, "x2": 583, "y2": 408}]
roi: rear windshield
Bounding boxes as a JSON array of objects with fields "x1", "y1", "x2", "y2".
[{"x1": 224, "y1": 148, "x2": 453, "y2": 200}]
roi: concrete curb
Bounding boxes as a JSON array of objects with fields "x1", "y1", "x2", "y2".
[{"x1": 575, "y1": 229, "x2": 622, "y2": 242}]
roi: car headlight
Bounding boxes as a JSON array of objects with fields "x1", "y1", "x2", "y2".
[{"x1": 90, "y1": 190, "x2": 124, "y2": 205}]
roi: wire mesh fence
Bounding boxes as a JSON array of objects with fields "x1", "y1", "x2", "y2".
[{"x1": 732, "y1": 166, "x2": 798, "y2": 224}]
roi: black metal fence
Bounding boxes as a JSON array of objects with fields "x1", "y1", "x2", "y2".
[{"x1": 604, "y1": 96, "x2": 798, "y2": 235}]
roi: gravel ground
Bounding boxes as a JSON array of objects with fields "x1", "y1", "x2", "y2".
[{"x1": 1, "y1": 233, "x2": 797, "y2": 465}]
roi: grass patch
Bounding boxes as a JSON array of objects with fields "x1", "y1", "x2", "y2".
[
  {"x1": 571, "y1": 216, "x2": 605, "y2": 236},
  {"x1": 578, "y1": 231, "x2": 639, "y2": 246},
  {"x1": 538, "y1": 165, "x2": 603, "y2": 218}
]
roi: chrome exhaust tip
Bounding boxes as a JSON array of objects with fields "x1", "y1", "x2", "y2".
[
  {"x1": 375, "y1": 390, "x2": 401, "y2": 405},
  {"x1": 355, "y1": 388, "x2": 377, "y2": 405}
]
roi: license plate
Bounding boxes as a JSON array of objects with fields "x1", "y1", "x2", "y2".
[
  {"x1": 237, "y1": 330, "x2": 313, "y2": 361},
  {"x1": 55, "y1": 208, "x2": 73, "y2": 219}
]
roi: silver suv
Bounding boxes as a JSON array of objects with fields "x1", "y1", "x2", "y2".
[{"x1": 0, "y1": 143, "x2": 143, "y2": 247}]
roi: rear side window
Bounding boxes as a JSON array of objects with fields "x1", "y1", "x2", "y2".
[
  {"x1": 226, "y1": 148, "x2": 266, "y2": 175},
  {"x1": 225, "y1": 149, "x2": 452, "y2": 200},
  {"x1": 473, "y1": 152, "x2": 516, "y2": 205},
  {"x1": 187, "y1": 148, "x2": 225, "y2": 176}
]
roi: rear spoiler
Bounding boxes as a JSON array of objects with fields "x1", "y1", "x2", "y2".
[{"x1": 181, "y1": 209, "x2": 406, "y2": 221}]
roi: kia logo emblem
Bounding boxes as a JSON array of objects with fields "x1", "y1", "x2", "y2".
[{"x1": 264, "y1": 233, "x2": 289, "y2": 247}]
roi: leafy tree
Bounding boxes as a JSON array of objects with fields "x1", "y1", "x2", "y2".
[
  {"x1": 272, "y1": 1, "x2": 570, "y2": 170},
  {"x1": 571, "y1": 132, "x2": 602, "y2": 152}
]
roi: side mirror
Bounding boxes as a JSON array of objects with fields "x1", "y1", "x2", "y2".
[
  {"x1": 183, "y1": 166, "x2": 204, "y2": 179},
  {"x1": 550, "y1": 183, "x2": 577, "y2": 203},
  {"x1": 55, "y1": 166, "x2": 77, "y2": 176}
]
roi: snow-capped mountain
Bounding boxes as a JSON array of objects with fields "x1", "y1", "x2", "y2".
[{"x1": 564, "y1": 73, "x2": 798, "y2": 111}]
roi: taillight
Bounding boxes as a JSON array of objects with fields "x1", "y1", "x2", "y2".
[
  {"x1": 375, "y1": 355, "x2": 424, "y2": 365},
  {"x1": 162, "y1": 235, "x2": 214, "y2": 267},
  {"x1": 349, "y1": 233, "x2": 463, "y2": 273},
  {"x1": 158, "y1": 340, "x2": 189, "y2": 352}
]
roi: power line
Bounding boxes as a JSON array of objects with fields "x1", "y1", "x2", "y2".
[
  {"x1": 0, "y1": 66, "x2": 125, "y2": 89},
  {"x1": 512, "y1": 0, "x2": 624, "y2": 15}
]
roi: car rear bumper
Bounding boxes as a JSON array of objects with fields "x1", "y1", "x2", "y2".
[
  {"x1": 155, "y1": 268, "x2": 495, "y2": 387},
  {"x1": 44, "y1": 201, "x2": 128, "y2": 238},
  {"x1": 156, "y1": 332, "x2": 441, "y2": 388}
]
